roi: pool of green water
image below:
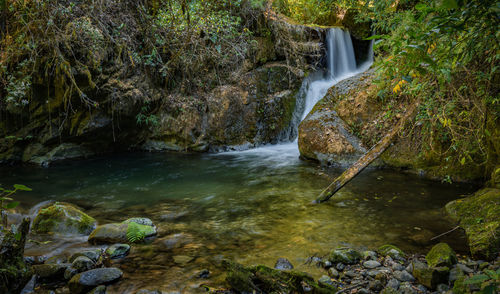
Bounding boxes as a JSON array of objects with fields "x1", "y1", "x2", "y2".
[{"x1": 0, "y1": 147, "x2": 476, "y2": 292}]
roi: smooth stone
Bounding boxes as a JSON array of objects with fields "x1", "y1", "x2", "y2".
[
  {"x1": 363, "y1": 250, "x2": 378, "y2": 261},
  {"x1": 105, "y1": 244, "x2": 130, "y2": 259},
  {"x1": 69, "y1": 268, "x2": 122, "y2": 294},
  {"x1": 172, "y1": 255, "x2": 194, "y2": 265},
  {"x1": 386, "y1": 278, "x2": 400, "y2": 290},
  {"x1": 64, "y1": 267, "x2": 79, "y2": 280},
  {"x1": 318, "y1": 275, "x2": 335, "y2": 287},
  {"x1": 363, "y1": 260, "x2": 381, "y2": 269},
  {"x1": 87, "y1": 285, "x2": 106, "y2": 294},
  {"x1": 394, "y1": 270, "x2": 415, "y2": 282},
  {"x1": 72, "y1": 256, "x2": 95, "y2": 272},
  {"x1": 328, "y1": 267, "x2": 339, "y2": 278},
  {"x1": 274, "y1": 258, "x2": 294, "y2": 270},
  {"x1": 197, "y1": 269, "x2": 210, "y2": 279},
  {"x1": 70, "y1": 250, "x2": 102, "y2": 263}
]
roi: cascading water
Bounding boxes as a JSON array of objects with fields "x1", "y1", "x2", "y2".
[{"x1": 217, "y1": 27, "x2": 373, "y2": 166}]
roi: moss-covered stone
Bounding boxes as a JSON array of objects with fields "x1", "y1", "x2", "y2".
[
  {"x1": 412, "y1": 260, "x2": 449, "y2": 290},
  {"x1": 377, "y1": 244, "x2": 405, "y2": 258},
  {"x1": 223, "y1": 260, "x2": 337, "y2": 293},
  {"x1": 32, "y1": 202, "x2": 97, "y2": 235},
  {"x1": 425, "y1": 243, "x2": 457, "y2": 268},
  {"x1": 452, "y1": 275, "x2": 471, "y2": 294},
  {"x1": 88, "y1": 217, "x2": 156, "y2": 244},
  {"x1": 445, "y1": 188, "x2": 500, "y2": 260},
  {"x1": 328, "y1": 247, "x2": 362, "y2": 264}
]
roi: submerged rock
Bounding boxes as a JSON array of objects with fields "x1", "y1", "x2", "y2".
[
  {"x1": 88, "y1": 217, "x2": 156, "y2": 244},
  {"x1": 68, "y1": 267, "x2": 123, "y2": 294},
  {"x1": 105, "y1": 244, "x2": 130, "y2": 259},
  {"x1": 445, "y1": 188, "x2": 500, "y2": 260},
  {"x1": 32, "y1": 202, "x2": 97, "y2": 235},
  {"x1": 425, "y1": 243, "x2": 457, "y2": 268},
  {"x1": 70, "y1": 249, "x2": 102, "y2": 263},
  {"x1": 274, "y1": 257, "x2": 294, "y2": 270}
]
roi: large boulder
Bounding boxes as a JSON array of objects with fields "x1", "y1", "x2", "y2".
[
  {"x1": 445, "y1": 188, "x2": 500, "y2": 260},
  {"x1": 298, "y1": 108, "x2": 365, "y2": 166},
  {"x1": 425, "y1": 243, "x2": 457, "y2": 268},
  {"x1": 88, "y1": 217, "x2": 156, "y2": 244},
  {"x1": 328, "y1": 247, "x2": 362, "y2": 265},
  {"x1": 32, "y1": 202, "x2": 97, "y2": 235}
]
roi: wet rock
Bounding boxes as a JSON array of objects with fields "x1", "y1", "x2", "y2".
[
  {"x1": 394, "y1": 270, "x2": 415, "y2": 282},
  {"x1": 33, "y1": 263, "x2": 70, "y2": 281},
  {"x1": 412, "y1": 260, "x2": 449, "y2": 290},
  {"x1": 329, "y1": 247, "x2": 362, "y2": 265},
  {"x1": 88, "y1": 218, "x2": 156, "y2": 244},
  {"x1": 64, "y1": 267, "x2": 79, "y2": 280},
  {"x1": 457, "y1": 263, "x2": 474, "y2": 274},
  {"x1": 105, "y1": 244, "x2": 130, "y2": 259},
  {"x1": 30, "y1": 143, "x2": 93, "y2": 166},
  {"x1": 87, "y1": 285, "x2": 107, "y2": 294},
  {"x1": 72, "y1": 256, "x2": 95, "y2": 272},
  {"x1": 70, "y1": 249, "x2": 102, "y2": 263},
  {"x1": 197, "y1": 269, "x2": 210, "y2": 279},
  {"x1": 363, "y1": 260, "x2": 381, "y2": 269},
  {"x1": 68, "y1": 268, "x2": 123, "y2": 294},
  {"x1": 445, "y1": 188, "x2": 500, "y2": 260},
  {"x1": 363, "y1": 250, "x2": 378, "y2": 261},
  {"x1": 318, "y1": 275, "x2": 336, "y2": 287},
  {"x1": 381, "y1": 287, "x2": 399, "y2": 294},
  {"x1": 159, "y1": 233, "x2": 193, "y2": 250},
  {"x1": 386, "y1": 278, "x2": 400, "y2": 289},
  {"x1": 344, "y1": 270, "x2": 358, "y2": 278},
  {"x1": 336, "y1": 263, "x2": 345, "y2": 271},
  {"x1": 449, "y1": 266, "x2": 464, "y2": 283},
  {"x1": 328, "y1": 267, "x2": 339, "y2": 278},
  {"x1": 426, "y1": 243, "x2": 457, "y2": 267},
  {"x1": 274, "y1": 258, "x2": 294, "y2": 270},
  {"x1": 32, "y1": 202, "x2": 97, "y2": 235},
  {"x1": 378, "y1": 244, "x2": 405, "y2": 259}
]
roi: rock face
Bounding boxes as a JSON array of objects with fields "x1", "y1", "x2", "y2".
[
  {"x1": 88, "y1": 217, "x2": 156, "y2": 244},
  {"x1": 445, "y1": 188, "x2": 500, "y2": 260},
  {"x1": 0, "y1": 218, "x2": 33, "y2": 294},
  {"x1": 298, "y1": 108, "x2": 366, "y2": 166},
  {"x1": 32, "y1": 202, "x2": 97, "y2": 235},
  {"x1": 68, "y1": 267, "x2": 123, "y2": 294}
]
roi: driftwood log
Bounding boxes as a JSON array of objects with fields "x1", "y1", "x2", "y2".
[{"x1": 315, "y1": 104, "x2": 418, "y2": 203}]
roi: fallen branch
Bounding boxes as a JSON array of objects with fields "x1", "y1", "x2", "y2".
[
  {"x1": 430, "y1": 226, "x2": 461, "y2": 241},
  {"x1": 315, "y1": 103, "x2": 418, "y2": 203},
  {"x1": 336, "y1": 281, "x2": 369, "y2": 294}
]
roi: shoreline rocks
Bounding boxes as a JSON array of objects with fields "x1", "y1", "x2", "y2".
[{"x1": 88, "y1": 217, "x2": 157, "y2": 244}]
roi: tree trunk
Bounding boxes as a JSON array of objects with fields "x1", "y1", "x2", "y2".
[{"x1": 315, "y1": 104, "x2": 418, "y2": 203}]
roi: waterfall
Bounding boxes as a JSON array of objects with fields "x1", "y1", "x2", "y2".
[{"x1": 301, "y1": 28, "x2": 367, "y2": 121}]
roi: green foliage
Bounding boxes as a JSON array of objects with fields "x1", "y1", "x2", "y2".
[
  {"x1": 126, "y1": 222, "x2": 147, "y2": 243},
  {"x1": 352, "y1": 0, "x2": 500, "y2": 177},
  {"x1": 464, "y1": 268, "x2": 500, "y2": 294},
  {"x1": 272, "y1": 0, "x2": 350, "y2": 25},
  {"x1": 0, "y1": 184, "x2": 31, "y2": 229}
]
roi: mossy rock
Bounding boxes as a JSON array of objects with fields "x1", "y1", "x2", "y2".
[
  {"x1": 88, "y1": 217, "x2": 156, "y2": 244},
  {"x1": 412, "y1": 260, "x2": 449, "y2": 290},
  {"x1": 445, "y1": 188, "x2": 500, "y2": 260},
  {"x1": 328, "y1": 247, "x2": 362, "y2": 264},
  {"x1": 426, "y1": 243, "x2": 457, "y2": 268},
  {"x1": 223, "y1": 260, "x2": 337, "y2": 293},
  {"x1": 32, "y1": 202, "x2": 97, "y2": 235},
  {"x1": 377, "y1": 244, "x2": 405, "y2": 258}
]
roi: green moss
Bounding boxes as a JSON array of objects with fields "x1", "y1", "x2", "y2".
[
  {"x1": 33, "y1": 202, "x2": 96, "y2": 235},
  {"x1": 452, "y1": 275, "x2": 471, "y2": 294},
  {"x1": 328, "y1": 247, "x2": 362, "y2": 264},
  {"x1": 377, "y1": 244, "x2": 405, "y2": 258},
  {"x1": 445, "y1": 188, "x2": 500, "y2": 260},
  {"x1": 425, "y1": 243, "x2": 457, "y2": 268}
]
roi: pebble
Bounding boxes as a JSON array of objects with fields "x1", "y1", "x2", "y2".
[
  {"x1": 392, "y1": 263, "x2": 405, "y2": 271},
  {"x1": 399, "y1": 282, "x2": 417, "y2": 294},
  {"x1": 274, "y1": 258, "x2": 294, "y2": 270},
  {"x1": 336, "y1": 263, "x2": 345, "y2": 271},
  {"x1": 394, "y1": 270, "x2": 415, "y2": 282},
  {"x1": 345, "y1": 270, "x2": 358, "y2": 278},
  {"x1": 363, "y1": 260, "x2": 381, "y2": 269},
  {"x1": 369, "y1": 280, "x2": 383, "y2": 292}
]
